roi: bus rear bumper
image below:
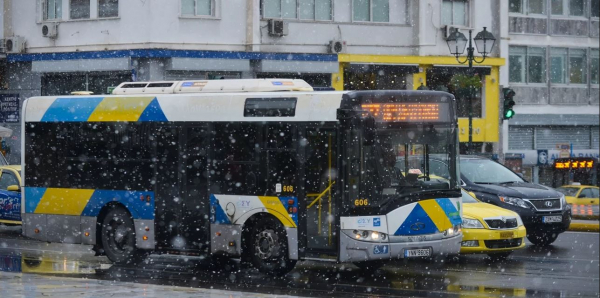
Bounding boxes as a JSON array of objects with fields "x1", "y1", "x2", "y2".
[{"x1": 339, "y1": 232, "x2": 462, "y2": 263}]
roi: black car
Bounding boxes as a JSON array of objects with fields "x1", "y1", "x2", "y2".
[{"x1": 460, "y1": 155, "x2": 571, "y2": 246}]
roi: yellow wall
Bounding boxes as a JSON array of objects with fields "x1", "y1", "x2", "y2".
[{"x1": 334, "y1": 54, "x2": 505, "y2": 143}]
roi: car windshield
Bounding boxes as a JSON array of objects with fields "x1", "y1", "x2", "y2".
[
  {"x1": 461, "y1": 189, "x2": 479, "y2": 203},
  {"x1": 461, "y1": 158, "x2": 525, "y2": 184},
  {"x1": 556, "y1": 187, "x2": 579, "y2": 196}
]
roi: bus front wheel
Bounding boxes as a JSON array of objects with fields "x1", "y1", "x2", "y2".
[
  {"x1": 245, "y1": 216, "x2": 296, "y2": 275},
  {"x1": 101, "y1": 206, "x2": 147, "y2": 265}
]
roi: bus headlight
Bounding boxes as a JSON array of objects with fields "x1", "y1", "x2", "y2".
[{"x1": 343, "y1": 229, "x2": 388, "y2": 242}]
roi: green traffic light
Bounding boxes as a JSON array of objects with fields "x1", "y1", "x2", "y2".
[{"x1": 504, "y1": 109, "x2": 514, "y2": 119}]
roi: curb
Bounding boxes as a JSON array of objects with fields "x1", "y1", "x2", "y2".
[
  {"x1": 568, "y1": 222, "x2": 600, "y2": 233},
  {"x1": 573, "y1": 214, "x2": 599, "y2": 220}
]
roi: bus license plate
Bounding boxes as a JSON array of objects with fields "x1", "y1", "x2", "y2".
[
  {"x1": 543, "y1": 216, "x2": 562, "y2": 223},
  {"x1": 500, "y1": 232, "x2": 514, "y2": 238},
  {"x1": 404, "y1": 248, "x2": 431, "y2": 258}
]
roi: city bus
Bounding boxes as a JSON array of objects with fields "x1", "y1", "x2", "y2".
[{"x1": 20, "y1": 79, "x2": 462, "y2": 274}]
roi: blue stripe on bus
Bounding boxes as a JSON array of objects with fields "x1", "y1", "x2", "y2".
[
  {"x1": 81, "y1": 190, "x2": 155, "y2": 220},
  {"x1": 138, "y1": 98, "x2": 168, "y2": 122},
  {"x1": 41, "y1": 97, "x2": 104, "y2": 122},
  {"x1": 209, "y1": 194, "x2": 231, "y2": 224},
  {"x1": 24, "y1": 187, "x2": 46, "y2": 213},
  {"x1": 435, "y1": 198, "x2": 462, "y2": 226},
  {"x1": 394, "y1": 204, "x2": 439, "y2": 236}
]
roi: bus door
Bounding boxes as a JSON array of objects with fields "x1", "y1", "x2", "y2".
[
  {"x1": 179, "y1": 126, "x2": 210, "y2": 251},
  {"x1": 302, "y1": 127, "x2": 338, "y2": 252},
  {"x1": 154, "y1": 125, "x2": 183, "y2": 251}
]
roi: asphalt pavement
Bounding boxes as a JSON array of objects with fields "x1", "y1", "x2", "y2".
[{"x1": 0, "y1": 225, "x2": 598, "y2": 297}]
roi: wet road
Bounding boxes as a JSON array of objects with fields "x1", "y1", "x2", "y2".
[{"x1": 0, "y1": 226, "x2": 598, "y2": 297}]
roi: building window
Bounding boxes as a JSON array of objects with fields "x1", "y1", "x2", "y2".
[
  {"x1": 70, "y1": 0, "x2": 90, "y2": 19},
  {"x1": 181, "y1": 0, "x2": 214, "y2": 16},
  {"x1": 264, "y1": 0, "x2": 297, "y2": 18},
  {"x1": 528, "y1": 47, "x2": 546, "y2": 83},
  {"x1": 592, "y1": 0, "x2": 599, "y2": 17},
  {"x1": 569, "y1": 49, "x2": 587, "y2": 84},
  {"x1": 353, "y1": 0, "x2": 389, "y2": 22},
  {"x1": 98, "y1": 0, "x2": 118, "y2": 18},
  {"x1": 44, "y1": 0, "x2": 62, "y2": 20},
  {"x1": 510, "y1": 0, "x2": 546, "y2": 14},
  {"x1": 299, "y1": 0, "x2": 333, "y2": 20},
  {"x1": 509, "y1": 0, "x2": 523, "y2": 13},
  {"x1": 441, "y1": 0, "x2": 468, "y2": 26},
  {"x1": 550, "y1": 48, "x2": 568, "y2": 84},
  {"x1": 509, "y1": 46, "x2": 546, "y2": 84},
  {"x1": 591, "y1": 49, "x2": 599, "y2": 85},
  {"x1": 551, "y1": 0, "x2": 588, "y2": 16}
]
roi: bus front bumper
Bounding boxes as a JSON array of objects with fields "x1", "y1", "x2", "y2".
[{"x1": 339, "y1": 232, "x2": 462, "y2": 263}]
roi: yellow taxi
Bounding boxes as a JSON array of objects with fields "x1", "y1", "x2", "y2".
[
  {"x1": 0, "y1": 165, "x2": 22, "y2": 225},
  {"x1": 460, "y1": 189, "x2": 526, "y2": 259},
  {"x1": 555, "y1": 184, "x2": 599, "y2": 205}
]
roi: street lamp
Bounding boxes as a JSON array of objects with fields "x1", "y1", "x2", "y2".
[{"x1": 445, "y1": 27, "x2": 496, "y2": 154}]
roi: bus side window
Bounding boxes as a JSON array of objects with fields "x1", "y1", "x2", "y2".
[
  {"x1": 210, "y1": 123, "x2": 263, "y2": 195},
  {"x1": 264, "y1": 123, "x2": 296, "y2": 196}
]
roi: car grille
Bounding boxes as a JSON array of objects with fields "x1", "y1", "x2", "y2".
[
  {"x1": 484, "y1": 238, "x2": 522, "y2": 249},
  {"x1": 485, "y1": 218, "x2": 518, "y2": 229},
  {"x1": 528, "y1": 198, "x2": 561, "y2": 211}
]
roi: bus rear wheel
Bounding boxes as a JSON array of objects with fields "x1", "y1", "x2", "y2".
[
  {"x1": 101, "y1": 206, "x2": 147, "y2": 265},
  {"x1": 245, "y1": 216, "x2": 296, "y2": 275}
]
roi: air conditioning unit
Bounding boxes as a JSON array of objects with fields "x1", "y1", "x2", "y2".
[
  {"x1": 42, "y1": 23, "x2": 59, "y2": 38},
  {"x1": 329, "y1": 40, "x2": 346, "y2": 53},
  {"x1": 268, "y1": 19, "x2": 288, "y2": 37},
  {"x1": 444, "y1": 25, "x2": 460, "y2": 39},
  {"x1": 5, "y1": 36, "x2": 26, "y2": 53}
]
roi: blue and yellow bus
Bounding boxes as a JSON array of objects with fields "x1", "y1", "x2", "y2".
[{"x1": 21, "y1": 79, "x2": 462, "y2": 274}]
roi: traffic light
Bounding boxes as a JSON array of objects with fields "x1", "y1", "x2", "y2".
[{"x1": 502, "y1": 88, "x2": 516, "y2": 120}]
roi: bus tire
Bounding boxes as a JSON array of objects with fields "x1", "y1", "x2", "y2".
[
  {"x1": 100, "y1": 206, "x2": 147, "y2": 265},
  {"x1": 245, "y1": 216, "x2": 296, "y2": 275}
]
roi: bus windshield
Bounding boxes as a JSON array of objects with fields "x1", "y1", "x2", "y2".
[{"x1": 360, "y1": 124, "x2": 459, "y2": 197}]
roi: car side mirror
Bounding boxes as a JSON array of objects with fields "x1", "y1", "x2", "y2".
[{"x1": 7, "y1": 185, "x2": 20, "y2": 192}]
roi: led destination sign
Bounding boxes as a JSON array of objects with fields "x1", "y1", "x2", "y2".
[
  {"x1": 554, "y1": 158, "x2": 595, "y2": 170},
  {"x1": 360, "y1": 103, "x2": 450, "y2": 122}
]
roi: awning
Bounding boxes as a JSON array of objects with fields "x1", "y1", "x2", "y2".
[
  {"x1": 32, "y1": 57, "x2": 131, "y2": 73},
  {"x1": 0, "y1": 126, "x2": 12, "y2": 138},
  {"x1": 256, "y1": 60, "x2": 339, "y2": 74},
  {"x1": 346, "y1": 63, "x2": 419, "y2": 74},
  {"x1": 167, "y1": 57, "x2": 251, "y2": 72}
]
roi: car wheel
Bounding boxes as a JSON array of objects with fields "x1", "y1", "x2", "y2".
[
  {"x1": 245, "y1": 216, "x2": 296, "y2": 275},
  {"x1": 101, "y1": 206, "x2": 147, "y2": 265},
  {"x1": 487, "y1": 252, "x2": 512, "y2": 261},
  {"x1": 527, "y1": 231, "x2": 559, "y2": 246}
]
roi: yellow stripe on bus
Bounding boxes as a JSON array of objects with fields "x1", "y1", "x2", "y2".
[
  {"x1": 418, "y1": 199, "x2": 453, "y2": 232},
  {"x1": 257, "y1": 196, "x2": 297, "y2": 228},
  {"x1": 34, "y1": 188, "x2": 95, "y2": 215},
  {"x1": 87, "y1": 97, "x2": 154, "y2": 122}
]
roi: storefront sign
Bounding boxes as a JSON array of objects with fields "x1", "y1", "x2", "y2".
[
  {"x1": 507, "y1": 150, "x2": 600, "y2": 166},
  {"x1": 537, "y1": 150, "x2": 549, "y2": 166},
  {"x1": 0, "y1": 94, "x2": 19, "y2": 123}
]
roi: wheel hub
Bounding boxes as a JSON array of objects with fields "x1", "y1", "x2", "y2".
[{"x1": 255, "y1": 229, "x2": 279, "y2": 260}]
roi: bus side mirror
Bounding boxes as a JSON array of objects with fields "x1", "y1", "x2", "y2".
[
  {"x1": 7, "y1": 185, "x2": 19, "y2": 192},
  {"x1": 363, "y1": 117, "x2": 376, "y2": 146}
]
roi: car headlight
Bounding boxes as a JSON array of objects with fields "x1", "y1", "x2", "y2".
[
  {"x1": 516, "y1": 214, "x2": 524, "y2": 226},
  {"x1": 462, "y1": 218, "x2": 484, "y2": 229},
  {"x1": 559, "y1": 193, "x2": 566, "y2": 207},
  {"x1": 342, "y1": 229, "x2": 388, "y2": 242},
  {"x1": 499, "y1": 196, "x2": 530, "y2": 209}
]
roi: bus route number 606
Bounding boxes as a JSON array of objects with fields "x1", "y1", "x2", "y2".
[{"x1": 354, "y1": 198, "x2": 369, "y2": 206}]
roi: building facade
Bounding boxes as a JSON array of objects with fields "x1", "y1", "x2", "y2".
[
  {"x1": 1, "y1": 0, "x2": 504, "y2": 163},
  {"x1": 499, "y1": 0, "x2": 599, "y2": 186}
]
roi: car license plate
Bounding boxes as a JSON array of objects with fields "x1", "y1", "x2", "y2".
[
  {"x1": 543, "y1": 215, "x2": 562, "y2": 223},
  {"x1": 404, "y1": 248, "x2": 431, "y2": 257},
  {"x1": 500, "y1": 232, "x2": 514, "y2": 238}
]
